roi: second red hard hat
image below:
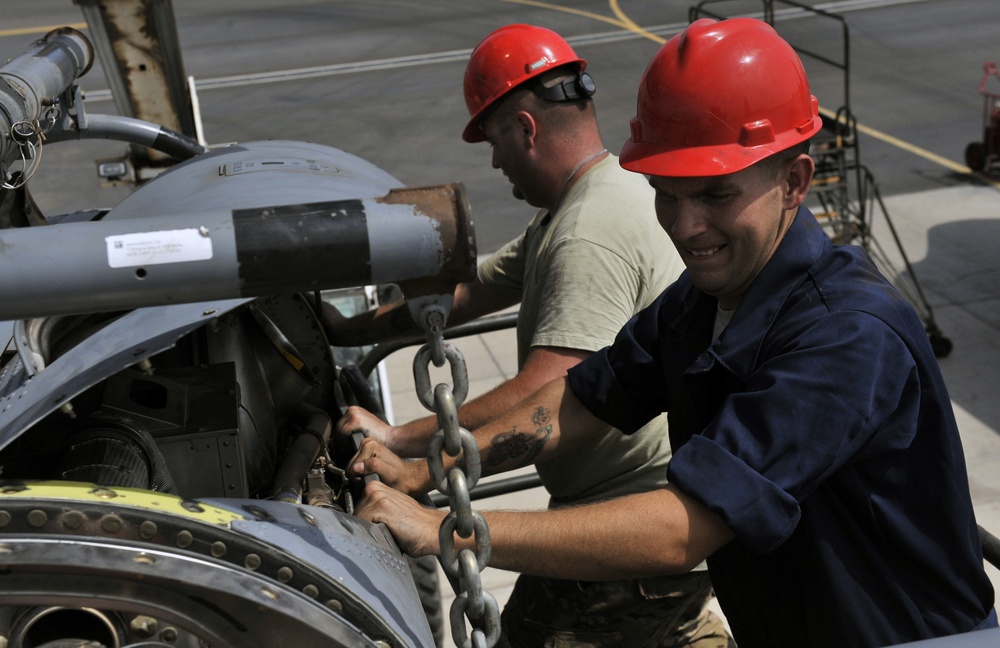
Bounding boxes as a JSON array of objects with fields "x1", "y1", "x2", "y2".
[
  {"x1": 620, "y1": 17, "x2": 822, "y2": 177},
  {"x1": 462, "y1": 24, "x2": 586, "y2": 143}
]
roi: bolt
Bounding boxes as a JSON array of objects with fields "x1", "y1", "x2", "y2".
[
  {"x1": 61, "y1": 510, "x2": 86, "y2": 529},
  {"x1": 176, "y1": 530, "x2": 193, "y2": 548},
  {"x1": 425, "y1": 310, "x2": 445, "y2": 329},
  {"x1": 139, "y1": 520, "x2": 157, "y2": 539},
  {"x1": 27, "y1": 509, "x2": 48, "y2": 527},
  {"x1": 130, "y1": 615, "x2": 158, "y2": 637},
  {"x1": 100, "y1": 515, "x2": 123, "y2": 533}
]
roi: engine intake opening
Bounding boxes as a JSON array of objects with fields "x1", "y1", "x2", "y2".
[{"x1": 12, "y1": 606, "x2": 123, "y2": 648}]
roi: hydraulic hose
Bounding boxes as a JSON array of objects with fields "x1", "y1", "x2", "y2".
[
  {"x1": 269, "y1": 405, "x2": 332, "y2": 504},
  {"x1": 45, "y1": 112, "x2": 208, "y2": 160}
]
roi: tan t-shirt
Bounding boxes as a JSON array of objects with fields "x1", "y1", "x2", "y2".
[{"x1": 477, "y1": 154, "x2": 685, "y2": 505}]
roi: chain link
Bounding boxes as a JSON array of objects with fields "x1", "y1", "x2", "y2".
[
  {"x1": 413, "y1": 344, "x2": 469, "y2": 410},
  {"x1": 412, "y1": 332, "x2": 499, "y2": 648}
]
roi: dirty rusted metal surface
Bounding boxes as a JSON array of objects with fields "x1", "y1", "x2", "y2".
[
  {"x1": 74, "y1": 0, "x2": 196, "y2": 167},
  {"x1": 379, "y1": 182, "x2": 478, "y2": 290}
]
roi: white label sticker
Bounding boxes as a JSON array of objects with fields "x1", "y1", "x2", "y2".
[{"x1": 106, "y1": 228, "x2": 213, "y2": 268}]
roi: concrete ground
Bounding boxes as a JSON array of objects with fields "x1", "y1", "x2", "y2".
[{"x1": 378, "y1": 182, "x2": 1000, "y2": 647}]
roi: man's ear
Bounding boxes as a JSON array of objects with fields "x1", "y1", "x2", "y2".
[
  {"x1": 782, "y1": 153, "x2": 815, "y2": 210},
  {"x1": 514, "y1": 110, "x2": 538, "y2": 148}
]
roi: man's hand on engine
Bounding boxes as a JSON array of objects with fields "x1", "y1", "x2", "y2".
[
  {"x1": 347, "y1": 436, "x2": 430, "y2": 496},
  {"x1": 337, "y1": 405, "x2": 400, "y2": 449},
  {"x1": 355, "y1": 481, "x2": 445, "y2": 558}
]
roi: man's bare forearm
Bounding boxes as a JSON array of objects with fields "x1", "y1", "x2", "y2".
[
  {"x1": 396, "y1": 364, "x2": 557, "y2": 456},
  {"x1": 408, "y1": 400, "x2": 558, "y2": 494},
  {"x1": 479, "y1": 404, "x2": 553, "y2": 472},
  {"x1": 467, "y1": 486, "x2": 735, "y2": 581},
  {"x1": 322, "y1": 300, "x2": 421, "y2": 347},
  {"x1": 325, "y1": 277, "x2": 521, "y2": 351},
  {"x1": 470, "y1": 377, "x2": 601, "y2": 476},
  {"x1": 408, "y1": 377, "x2": 600, "y2": 494}
]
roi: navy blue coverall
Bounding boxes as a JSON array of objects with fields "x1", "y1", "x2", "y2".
[{"x1": 568, "y1": 207, "x2": 996, "y2": 647}]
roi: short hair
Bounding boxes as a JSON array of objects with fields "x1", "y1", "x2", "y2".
[
  {"x1": 759, "y1": 139, "x2": 812, "y2": 177},
  {"x1": 488, "y1": 65, "x2": 594, "y2": 136}
]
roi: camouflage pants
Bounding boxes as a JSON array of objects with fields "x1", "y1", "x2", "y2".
[{"x1": 496, "y1": 570, "x2": 732, "y2": 648}]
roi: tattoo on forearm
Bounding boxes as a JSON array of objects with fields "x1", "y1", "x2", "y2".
[
  {"x1": 531, "y1": 406, "x2": 550, "y2": 428},
  {"x1": 485, "y1": 406, "x2": 552, "y2": 470}
]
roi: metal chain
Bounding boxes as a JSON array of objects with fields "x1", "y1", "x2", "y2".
[{"x1": 412, "y1": 340, "x2": 500, "y2": 648}]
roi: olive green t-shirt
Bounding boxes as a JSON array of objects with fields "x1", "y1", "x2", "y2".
[{"x1": 477, "y1": 154, "x2": 686, "y2": 505}]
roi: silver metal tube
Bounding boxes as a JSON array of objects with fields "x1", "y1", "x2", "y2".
[
  {"x1": 0, "y1": 185, "x2": 475, "y2": 320},
  {"x1": 0, "y1": 28, "x2": 93, "y2": 159}
]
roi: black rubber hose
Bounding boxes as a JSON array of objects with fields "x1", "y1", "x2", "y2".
[{"x1": 268, "y1": 405, "x2": 332, "y2": 503}]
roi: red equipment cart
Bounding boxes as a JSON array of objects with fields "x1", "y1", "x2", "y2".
[{"x1": 965, "y1": 61, "x2": 1000, "y2": 173}]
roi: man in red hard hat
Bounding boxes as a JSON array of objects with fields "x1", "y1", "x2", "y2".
[
  {"x1": 351, "y1": 17, "x2": 998, "y2": 647},
  {"x1": 331, "y1": 23, "x2": 727, "y2": 648}
]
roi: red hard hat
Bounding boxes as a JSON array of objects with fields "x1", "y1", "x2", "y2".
[
  {"x1": 620, "y1": 18, "x2": 822, "y2": 177},
  {"x1": 462, "y1": 24, "x2": 586, "y2": 143}
]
